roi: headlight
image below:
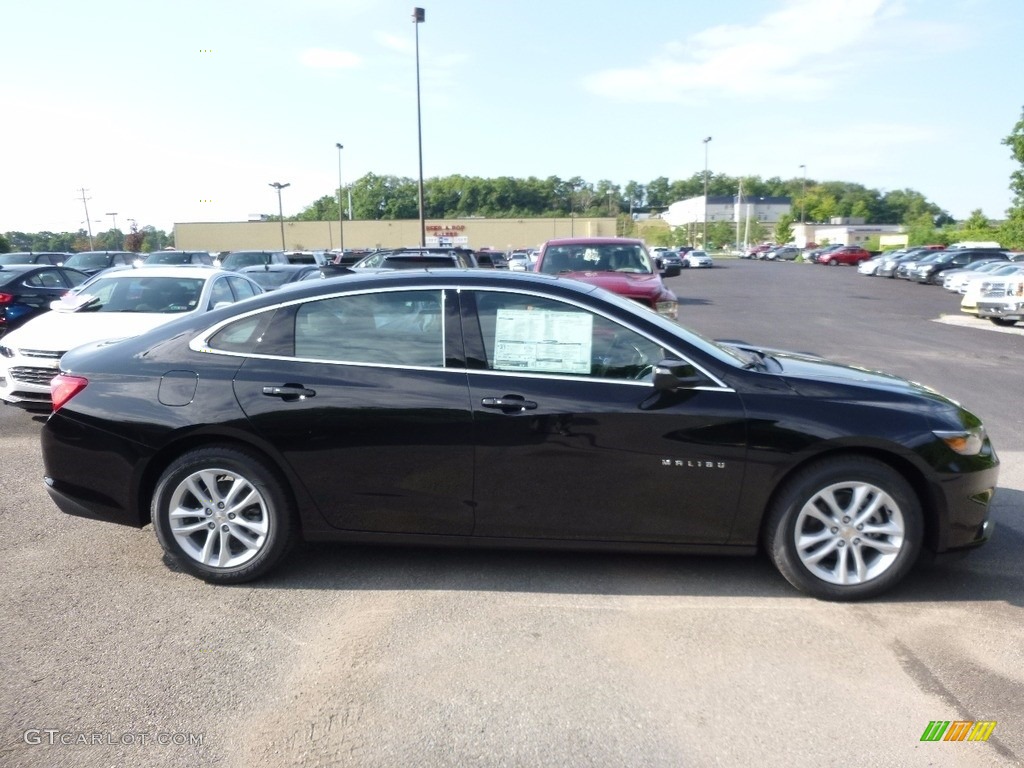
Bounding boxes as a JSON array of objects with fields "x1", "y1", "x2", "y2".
[
  {"x1": 934, "y1": 426, "x2": 986, "y2": 456},
  {"x1": 0, "y1": 345, "x2": 14, "y2": 358},
  {"x1": 656, "y1": 300, "x2": 678, "y2": 320}
]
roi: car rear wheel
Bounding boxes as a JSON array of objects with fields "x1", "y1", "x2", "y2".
[
  {"x1": 764, "y1": 456, "x2": 922, "y2": 600},
  {"x1": 152, "y1": 446, "x2": 296, "y2": 583},
  {"x1": 989, "y1": 317, "x2": 1018, "y2": 327}
]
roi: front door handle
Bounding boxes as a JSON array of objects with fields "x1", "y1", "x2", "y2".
[
  {"x1": 481, "y1": 395, "x2": 538, "y2": 414},
  {"x1": 262, "y1": 384, "x2": 316, "y2": 401}
]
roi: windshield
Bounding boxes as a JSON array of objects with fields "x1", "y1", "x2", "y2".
[
  {"x1": 70, "y1": 276, "x2": 205, "y2": 313},
  {"x1": 0, "y1": 253, "x2": 39, "y2": 265},
  {"x1": 222, "y1": 252, "x2": 273, "y2": 270},
  {"x1": 63, "y1": 253, "x2": 112, "y2": 269},
  {"x1": 247, "y1": 270, "x2": 301, "y2": 289},
  {"x1": 540, "y1": 244, "x2": 654, "y2": 275}
]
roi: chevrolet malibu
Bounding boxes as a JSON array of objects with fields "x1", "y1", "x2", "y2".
[{"x1": 41, "y1": 270, "x2": 998, "y2": 600}]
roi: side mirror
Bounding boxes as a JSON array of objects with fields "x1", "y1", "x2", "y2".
[
  {"x1": 653, "y1": 359, "x2": 704, "y2": 391},
  {"x1": 664, "y1": 264, "x2": 681, "y2": 278}
]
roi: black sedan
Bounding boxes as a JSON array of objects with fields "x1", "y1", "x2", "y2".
[
  {"x1": 40, "y1": 270, "x2": 999, "y2": 600},
  {"x1": 0, "y1": 264, "x2": 89, "y2": 338}
]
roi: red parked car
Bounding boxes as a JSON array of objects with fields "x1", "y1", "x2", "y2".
[{"x1": 816, "y1": 245, "x2": 873, "y2": 266}]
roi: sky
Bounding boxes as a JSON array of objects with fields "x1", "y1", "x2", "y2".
[{"x1": 2, "y1": 0, "x2": 1021, "y2": 235}]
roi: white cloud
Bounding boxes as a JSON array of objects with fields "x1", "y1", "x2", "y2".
[
  {"x1": 584, "y1": 0, "x2": 900, "y2": 103},
  {"x1": 299, "y1": 48, "x2": 362, "y2": 69}
]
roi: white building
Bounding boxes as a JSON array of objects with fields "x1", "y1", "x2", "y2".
[
  {"x1": 662, "y1": 195, "x2": 792, "y2": 228},
  {"x1": 790, "y1": 219, "x2": 906, "y2": 248}
]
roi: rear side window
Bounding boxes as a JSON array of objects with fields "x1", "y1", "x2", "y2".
[{"x1": 293, "y1": 290, "x2": 444, "y2": 367}]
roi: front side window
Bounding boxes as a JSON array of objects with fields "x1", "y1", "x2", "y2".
[
  {"x1": 294, "y1": 290, "x2": 444, "y2": 367},
  {"x1": 474, "y1": 292, "x2": 666, "y2": 381}
]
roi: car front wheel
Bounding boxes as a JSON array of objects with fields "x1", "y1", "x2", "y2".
[
  {"x1": 764, "y1": 456, "x2": 922, "y2": 600},
  {"x1": 989, "y1": 317, "x2": 1018, "y2": 327},
  {"x1": 152, "y1": 446, "x2": 296, "y2": 583}
]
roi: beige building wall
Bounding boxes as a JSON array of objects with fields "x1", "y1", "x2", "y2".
[{"x1": 173, "y1": 218, "x2": 617, "y2": 252}]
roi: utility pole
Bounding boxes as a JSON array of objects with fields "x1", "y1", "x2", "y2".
[{"x1": 76, "y1": 188, "x2": 95, "y2": 249}]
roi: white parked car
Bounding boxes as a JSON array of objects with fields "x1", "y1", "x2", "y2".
[
  {"x1": 943, "y1": 259, "x2": 1015, "y2": 292},
  {"x1": 857, "y1": 255, "x2": 886, "y2": 275},
  {"x1": 0, "y1": 266, "x2": 263, "y2": 409},
  {"x1": 683, "y1": 250, "x2": 714, "y2": 268}
]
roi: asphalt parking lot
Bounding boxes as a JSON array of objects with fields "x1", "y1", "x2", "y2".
[{"x1": 2, "y1": 258, "x2": 1021, "y2": 767}]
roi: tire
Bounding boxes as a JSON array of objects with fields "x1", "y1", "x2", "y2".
[
  {"x1": 152, "y1": 446, "x2": 297, "y2": 584},
  {"x1": 763, "y1": 456, "x2": 922, "y2": 600},
  {"x1": 827, "y1": 259, "x2": 837, "y2": 266},
  {"x1": 989, "y1": 317, "x2": 1018, "y2": 327}
]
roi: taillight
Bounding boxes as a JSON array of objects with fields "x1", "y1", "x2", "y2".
[
  {"x1": 51, "y1": 374, "x2": 88, "y2": 412},
  {"x1": 0, "y1": 293, "x2": 13, "y2": 304}
]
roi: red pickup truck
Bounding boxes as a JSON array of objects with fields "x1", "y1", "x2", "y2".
[{"x1": 534, "y1": 237, "x2": 679, "y2": 320}]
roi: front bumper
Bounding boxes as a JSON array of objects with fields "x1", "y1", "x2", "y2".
[
  {"x1": 977, "y1": 300, "x2": 1024, "y2": 320},
  {"x1": 0, "y1": 362, "x2": 58, "y2": 409}
]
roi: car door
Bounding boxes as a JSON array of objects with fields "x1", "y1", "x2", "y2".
[
  {"x1": 230, "y1": 287, "x2": 475, "y2": 535},
  {"x1": 461, "y1": 289, "x2": 748, "y2": 544}
]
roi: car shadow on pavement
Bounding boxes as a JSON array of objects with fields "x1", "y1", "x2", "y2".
[{"x1": 241, "y1": 486, "x2": 1023, "y2": 605}]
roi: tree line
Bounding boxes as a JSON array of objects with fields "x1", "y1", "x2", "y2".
[
  {"x1": 292, "y1": 172, "x2": 953, "y2": 228},
  {"x1": 0, "y1": 226, "x2": 172, "y2": 255}
]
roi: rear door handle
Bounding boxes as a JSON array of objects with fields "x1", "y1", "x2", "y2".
[
  {"x1": 262, "y1": 384, "x2": 316, "y2": 401},
  {"x1": 481, "y1": 395, "x2": 538, "y2": 413}
]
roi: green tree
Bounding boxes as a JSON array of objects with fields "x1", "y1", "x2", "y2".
[
  {"x1": 774, "y1": 213, "x2": 795, "y2": 244},
  {"x1": 1003, "y1": 106, "x2": 1024, "y2": 211},
  {"x1": 0, "y1": 232, "x2": 10, "y2": 253}
]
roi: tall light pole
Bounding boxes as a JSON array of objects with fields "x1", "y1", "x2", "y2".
[
  {"x1": 702, "y1": 136, "x2": 712, "y2": 248},
  {"x1": 799, "y1": 164, "x2": 807, "y2": 223},
  {"x1": 336, "y1": 143, "x2": 345, "y2": 254},
  {"x1": 413, "y1": 7, "x2": 426, "y2": 248},
  {"x1": 105, "y1": 212, "x2": 118, "y2": 231},
  {"x1": 269, "y1": 182, "x2": 290, "y2": 250}
]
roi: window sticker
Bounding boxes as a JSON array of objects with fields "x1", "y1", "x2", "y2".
[{"x1": 493, "y1": 308, "x2": 592, "y2": 374}]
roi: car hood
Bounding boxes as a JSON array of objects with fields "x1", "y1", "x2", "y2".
[
  {"x1": 723, "y1": 343, "x2": 952, "y2": 404},
  {"x1": 771, "y1": 349, "x2": 953, "y2": 404},
  {"x1": 2, "y1": 310, "x2": 182, "y2": 353},
  {"x1": 560, "y1": 270, "x2": 667, "y2": 297}
]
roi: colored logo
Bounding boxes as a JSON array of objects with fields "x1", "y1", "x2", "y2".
[{"x1": 920, "y1": 721, "x2": 997, "y2": 742}]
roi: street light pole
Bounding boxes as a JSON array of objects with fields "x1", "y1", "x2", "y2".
[
  {"x1": 105, "y1": 212, "x2": 118, "y2": 231},
  {"x1": 413, "y1": 7, "x2": 426, "y2": 248},
  {"x1": 269, "y1": 182, "x2": 290, "y2": 250},
  {"x1": 702, "y1": 136, "x2": 712, "y2": 248},
  {"x1": 799, "y1": 164, "x2": 807, "y2": 224},
  {"x1": 336, "y1": 143, "x2": 345, "y2": 254}
]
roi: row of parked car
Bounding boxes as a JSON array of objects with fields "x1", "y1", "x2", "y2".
[
  {"x1": 0, "y1": 237, "x2": 686, "y2": 408},
  {"x1": 856, "y1": 245, "x2": 1024, "y2": 327}
]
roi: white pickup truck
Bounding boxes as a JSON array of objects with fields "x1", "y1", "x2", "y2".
[{"x1": 976, "y1": 277, "x2": 1024, "y2": 326}]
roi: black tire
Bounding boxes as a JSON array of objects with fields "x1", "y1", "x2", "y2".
[
  {"x1": 763, "y1": 456, "x2": 922, "y2": 601},
  {"x1": 989, "y1": 317, "x2": 1018, "y2": 327},
  {"x1": 152, "y1": 446, "x2": 296, "y2": 584}
]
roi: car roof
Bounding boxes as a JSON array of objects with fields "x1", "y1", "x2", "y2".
[
  {"x1": 543, "y1": 237, "x2": 645, "y2": 247},
  {"x1": 238, "y1": 264, "x2": 316, "y2": 273},
  {"x1": 88, "y1": 266, "x2": 228, "y2": 279}
]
